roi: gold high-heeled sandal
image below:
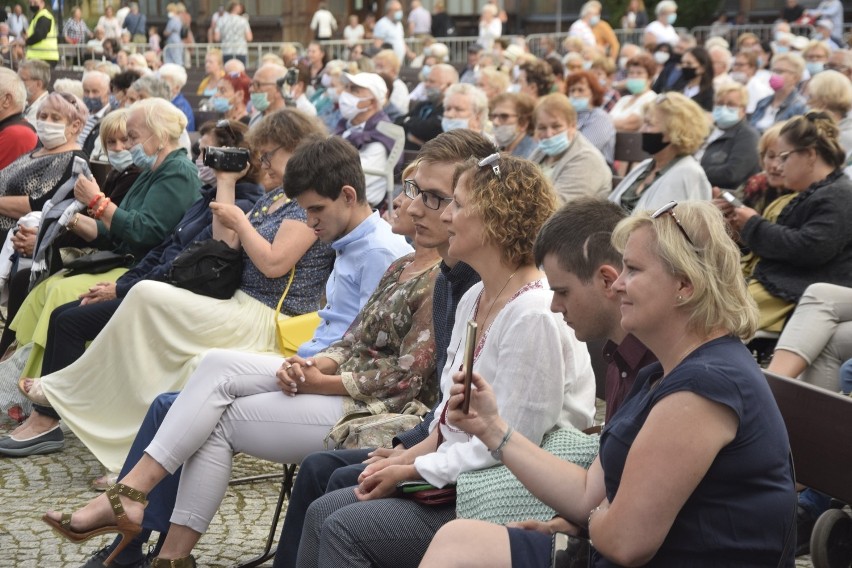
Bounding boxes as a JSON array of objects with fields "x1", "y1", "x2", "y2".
[
  {"x1": 151, "y1": 556, "x2": 196, "y2": 567},
  {"x1": 43, "y1": 483, "x2": 148, "y2": 566}
]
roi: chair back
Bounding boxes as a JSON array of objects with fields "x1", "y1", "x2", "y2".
[
  {"x1": 763, "y1": 370, "x2": 852, "y2": 505},
  {"x1": 613, "y1": 131, "x2": 649, "y2": 166}
]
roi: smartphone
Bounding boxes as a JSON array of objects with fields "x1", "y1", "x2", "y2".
[
  {"x1": 721, "y1": 191, "x2": 744, "y2": 208},
  {"x1": 462, "y1": 320, "x2": 478, "y2": 414}
]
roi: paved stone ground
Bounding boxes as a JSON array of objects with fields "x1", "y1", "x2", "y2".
[{"x1": 0, "y1": 415, "x2": 284, "y2": 567}]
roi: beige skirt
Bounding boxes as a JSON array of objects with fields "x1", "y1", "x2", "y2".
[{"x1": 40, "y1": 280, "x2": 283, "y2": 471}]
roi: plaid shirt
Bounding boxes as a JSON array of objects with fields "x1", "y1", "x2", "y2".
[
  {"x1": 601, "y1": 88, "x2": 621, "y2": 113},
  {"x1": 63, "y1": 18, "x2": 91, "y2": 44}
]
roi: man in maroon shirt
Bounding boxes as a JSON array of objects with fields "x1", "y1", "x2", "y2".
[
  {"x1": 533, "y1": 197, "x2": 657, "y2": 421},
  {"x1": 0, "y1": 67, "x2": 37, "y2": 170}
]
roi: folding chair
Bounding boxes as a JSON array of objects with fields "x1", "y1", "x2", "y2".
[{"x1": 362, "y1": 121, "x2": 405, "y2": 215}]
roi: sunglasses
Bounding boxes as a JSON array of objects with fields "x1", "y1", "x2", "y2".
[{"x1": 651, "y1": 201, "x2": 694, "y2": 246}]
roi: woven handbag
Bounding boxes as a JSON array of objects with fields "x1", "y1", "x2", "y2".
[
  {"x1": 455, "y1": 427, "x2": 600, "y2": 524},
  {"x1": 275, "y1": 266, "x2": 321, "y2": 356}
]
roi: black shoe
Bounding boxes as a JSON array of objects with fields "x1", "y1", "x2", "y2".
[
  {"x1": 80, "y1": 546, "x2": 151, "y2": 568},
  {"x1": 0, "y1": 424, "x2": 64, "y2": 456},
  {"x1": 796, "y1": 504, "x2": 817, "y2": 556}
]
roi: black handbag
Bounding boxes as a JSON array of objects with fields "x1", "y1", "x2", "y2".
[
  {"x1": 166, "y1": 239, "x2": 243, "y2": 299},
  {"x1": 63, "y1": 250, "x2": 134, "y2": 276}
]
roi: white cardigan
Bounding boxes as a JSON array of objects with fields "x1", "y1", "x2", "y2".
[
  {"x1": 608, "y1": 155, "x2": 712, "y2": 212},
  {"x1": 414, "y1": 280, "x2": 596, "y2": 488}
]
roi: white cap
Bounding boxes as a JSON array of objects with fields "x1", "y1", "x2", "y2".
[
  {"x1": 343, "y1": 72, "x2": 388, "y2": 104},
  {"x1": 816, "y1": 18, "x2": 834, "y2": 31}
]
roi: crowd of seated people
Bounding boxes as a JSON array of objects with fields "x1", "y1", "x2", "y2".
[{"x1": 0, "y1": 0, "x2": 849, "y2": 565}]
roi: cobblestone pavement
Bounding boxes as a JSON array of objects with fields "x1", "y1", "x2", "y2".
[
  {"x1": 0, "y1": 416, "x2": 283, "y2": 567},
  {"x1": 0, "y1": 414, "x2": 817, "y2": 567}
]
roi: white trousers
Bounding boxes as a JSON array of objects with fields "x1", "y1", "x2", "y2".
[{"x1": 145, "y1": 348, "x2": 345, "y2": 533}]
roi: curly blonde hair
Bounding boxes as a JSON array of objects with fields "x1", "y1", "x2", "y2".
[
  {"x1": 454, "y1": 154, "x2": 557, "y2": 267},
  {"x1": 646, "y1": 92, "x2": 709, "y2": 155}
]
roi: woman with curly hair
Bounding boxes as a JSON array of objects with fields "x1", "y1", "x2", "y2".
[{"x1": 293, "y1": 153, "x2": 597, "y2": 568}]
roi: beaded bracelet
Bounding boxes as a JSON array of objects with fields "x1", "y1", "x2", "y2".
[
  {"x1": 88, "y1": 192, "x2": 105, "y2": 209},
  {"x1": 93, "y1": 197, "x2": 111, "y2": 220}
]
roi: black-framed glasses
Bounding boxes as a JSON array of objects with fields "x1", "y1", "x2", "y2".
[
  {"x1": 403, "y1": 178, "x2": 453, "y2": 210},
  {"x1": 651, "y1": 201, "x2": 694, "y2": 246},
  {"x1": 478, "y1": 153, "x2": 501, "y2": 179},
  {"x1": 489, "y1": 112, "x2": 518, "y2": 122},
  {"x1": 260, "y1": 145, "x2": 284, "y2": 169}
]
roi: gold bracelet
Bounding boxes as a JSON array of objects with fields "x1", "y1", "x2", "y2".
[{"x1": 68, "y1": 213, "x2": 80, "y2": 231}]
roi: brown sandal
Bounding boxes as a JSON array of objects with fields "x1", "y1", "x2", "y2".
[
  {"x1": 43, "y1": 483, "x2": 148, "y2": 566},
  {"x1": 151, "y1": 556, "x2": 196, "y2": 567}
]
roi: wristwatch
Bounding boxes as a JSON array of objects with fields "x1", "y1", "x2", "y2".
[{"x1": 489, "y1": 425, "x2": 514, "y2": 461}]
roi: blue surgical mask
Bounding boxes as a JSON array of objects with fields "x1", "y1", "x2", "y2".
[
  {"x1": 210, "y1": 96, "x2": 232, "y2": 113},
  {"x1": 393, "y1": 10, "x2": 403, "y2": 21},
  {"x1": 130, "y1": 138, "x2": 157, "y2": 170},
  {"x1": 667, "y1": 13, "x2": 677, "y2": 25},
  {"x1": 774, "y1": 45, "x2": 789, "y2": 54},
  {"x1": 588, "y1": 15, "x2": 600, "y2": 26},
  {"x1": 626, "y1": 78, "x2": 647, "y2": 94},
  {"x1": 250, "y1": 92, "x2": 270, "y2": 112},
  {"x1": 507, "y1": 83, "x2": 521, "y2": 93},
  {"x1": 425, "y1": 86, "x2": 442, "y2": 102},
  {"x1": 421, "y1": 65, "x2": 432, "y2": 79},
  {"x1": 806, "y1": 61, "x2": 824, "y2": 76},
  {"x1": 582, "y1": 60, "x2": 593, "y2": 70},
  {"x1": 538, "y1": 131, "x2": 570, "y2": 156},
  {"x1": 569, "y1": 96, "x2": 590, "y2": 112},
  {"x1": 441, "y1": 117, "x2": 469, "y2": 132},
  {"x1": 83, "y1": 96, "x2": 104, "y2": 114},
  {"x1": 712, "y1": 105, "x2": 741, "y2": 129},
  {"x1": 109, "y1": 94, "x2": 120, "y2": 109},
  {"x1": 107, "y1": 149, "x2": 133, "y2": 172}
]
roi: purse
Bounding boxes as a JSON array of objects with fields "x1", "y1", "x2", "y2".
[
  {"x1": 63, "y1": 250, "x2": 134, "y2": 276},
  {"x1": 275, "y1": 267, "x2": 321, "y2": 356},
  {"x1": 166, "y1": 239, "x2": 242, "y2": 299},
  {"x1": 397, "y1": 480, "x2": 457, "y2": 506}
]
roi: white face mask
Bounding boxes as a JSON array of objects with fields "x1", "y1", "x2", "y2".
[
  {"x1": 338, "y1": 90, "x2": 372, "y2": 121},
  {"x1": 493, "y1": 123, "x2": 518, "y2": 148},
  {"x1": 36, "y1": 120, "x2": 67, "y2": 149},
  {"x1": 195, "y1": 156, "x2": 218, "y2": 185}
]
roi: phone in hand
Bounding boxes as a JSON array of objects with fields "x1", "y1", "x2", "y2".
[
  {"x1": 721, "y1": 190, "x2": 744, "y2": 208},
  {"x1": 462, "y1": 320, "x2": 478, "y2": 414}
]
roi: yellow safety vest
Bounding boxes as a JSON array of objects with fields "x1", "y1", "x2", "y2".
[{"x1": 26, "y1": 8, "x2": 59, "y2": 62}]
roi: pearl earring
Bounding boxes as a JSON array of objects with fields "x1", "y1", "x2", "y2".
[{"x1": 677, "y1": 295, "x2": 683, "y2": 301}]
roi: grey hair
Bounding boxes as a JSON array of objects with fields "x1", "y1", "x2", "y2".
[
  {"x1": 131, "y1": 75, "x2": 172, "y2": 100},
  {"x1": 0, "y1": 68, "x2": 27, "y2": 109},
  {"x1": 444, "y1": 83, "x2": 489, "y2": 128}
]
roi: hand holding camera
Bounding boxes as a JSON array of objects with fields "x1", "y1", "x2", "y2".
[{"x1": 203, "y1": 146, "x2": 251, "y2": 172}]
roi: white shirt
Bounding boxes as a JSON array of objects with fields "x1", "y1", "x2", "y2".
[
  {"x1": 343, "y1": 24, "x2": 364, "y2": 45},
  {"x1": 343, "y1": 121, "x2": 389, "y2": 206},
  {"x1": 746, "y1": 74, "x2": 773, "y2": 114},
  {"x1": 8, "y1": 13, "x2": 27, "y2": 39},
  {"x1": 373, "y1": 16, "x2": 406, "y2": 63},
  {"x1": 408, "y1": 6, "x2": 432, "y2": 34},
  {"x1": 568, "y1": 19, "x2": 596, "y2": 47},
  {"x1": 477, "y1": 18, "x2": 502, "y2": 50},
  {"x1": 645, "y1": 20, "x2": 679, "y2": 46},
  {"x1": 414, "y1": 280, "x2": 596, "y2": 488},
  {"x1": 310, "y1": 9, "x2": 338, "y2": 38},
  {"x1": 295, "y1": 94, "x2": 317, "y2": 117},
  {"x1": 609, "y1": 89, "x2": 657, "y2": 123},
  {"x1": 390, "y1": 78, "x2": 410, "y2": 115}
]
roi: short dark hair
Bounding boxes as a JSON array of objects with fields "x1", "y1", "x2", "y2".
[
  {"x1": 283, "y1": 135, "x2": 366, "y2": 202},
  {"x1": 417, "y1": 129, "x2": 496, "y2": 167},
  {"x1": 111, "y1": 69, "x2": 143, "y2": 93},
  {"x1": 533, "y1": 198, "x2": 626, "y2": 283}
]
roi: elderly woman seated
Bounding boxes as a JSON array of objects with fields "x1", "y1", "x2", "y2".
[
  {"x1": 700, "y1": 82, "x2": 761, "y2": 189},
  {"x1": 609, "y1": 92, "x2": 711, "y2": 212},
  {"x1": 527, "y1": 93, "x2": 612, "y2": 204},
  {"x1": 805, "y1": 69, "x2": 852, "y2": 162},
  {"x1": 749, "y1": 52, "x2": 807, "y2": 133},
  {"x1": 489, "y1": 92, "x2": 537, "y2": 158},
  {"x1": 564, "y1": 70, "x2": 616, "y2": 165}
]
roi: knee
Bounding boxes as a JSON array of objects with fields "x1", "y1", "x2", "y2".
[
  {"x1": 149, "y1": 392, "x2": 179, "y2": 424},
  {"x1": 801, "y1": 282, "x2": 839, "y2": 304},
  {"x1": 327, "y1": 464, "x2": 365, "y2": 492}
]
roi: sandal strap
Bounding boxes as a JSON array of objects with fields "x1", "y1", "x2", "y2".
[
  {"x1": 60, "y1": 513, "x2": 72, "y2": 528},
  {"x1": 106, "y1": 483, "x2": 148, "y2": 520},
  {"x1": 151, "y1": 555, "x2": 196, "y2": 568}
]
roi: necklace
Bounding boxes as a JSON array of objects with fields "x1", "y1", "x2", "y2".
[
  {"x1": 476, "y1": 269, "x2": 518, "y2": 329},
  {"x1": 253, "y1": 189, "x2": 288, "y2": 218}
]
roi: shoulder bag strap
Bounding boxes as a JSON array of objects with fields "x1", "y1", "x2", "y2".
[{"x1": 274, "y1": 267, "x2": 296, "y2": 318}]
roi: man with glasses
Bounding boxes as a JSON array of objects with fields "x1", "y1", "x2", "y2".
[
  {"x1": 827, "y1": 49, "x2": 852, "y2": 81},
  {"x1": 249, "y1": 63, "x2": 289, "y2": 127},
  {"x1": 271, "y1": 129, "x2": 493, "y2": 568},
  {"x1": 17, "y1": 59, "x2": 50, "y2": 125},
  {"x1": 78, "y1": 70, "x2": 113, "y2": 157},
  {"x1": 398, "y1": 63, "x2": 459, "y2": 150}
]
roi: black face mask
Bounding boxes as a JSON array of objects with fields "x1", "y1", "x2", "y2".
[
  {"x1": 680, "y1": 67, "x2": 697, "y2": 81},
  {"x1": 641, "y1": 132, "x2": 671, "y2": 155},
  {"x1": 29, "y1": 4, "x2": 39, "y2": 13}
]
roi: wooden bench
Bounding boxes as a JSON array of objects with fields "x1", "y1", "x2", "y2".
[{"x1": 763, "y1": 370, "x2": 852, "y2": 567}]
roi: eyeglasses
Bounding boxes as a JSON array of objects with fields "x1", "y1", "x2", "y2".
[
  {"x1": 260, "y1": 145, "x2": 284, "y2": 169},
  {"x1": 403, "y1": 178, "x2": 453, "y2": 210},
  {"x1": 489, "y1": 112, "x2": 518, "y2": 122},
  {"x1": 651, "y1": 201, "x2": 694, "y2": 246},
  {"x1": 478, "y1": 153, "x2": 501, "y2": 179},
  {"x1": 826, "y1": 63, "x2": 851, "y2": 73},
  {"x1": 777, "y1": 148, "x2": 806, "y2": 163},
  {"x1": 250, "y1": 80, "x2": 277, "y2": 90}
]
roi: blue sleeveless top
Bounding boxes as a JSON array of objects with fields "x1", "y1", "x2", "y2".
[
  {"x1": 239, "y1": 189, "x2": 334, "y2": 314},
  {"x1": 597, "y1": 335, "x2": 795, "y2": 567}
]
